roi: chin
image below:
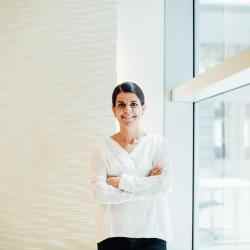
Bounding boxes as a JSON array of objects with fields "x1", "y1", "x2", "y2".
[{"x1": 123, "y1": 120, "x2": 139, "y2": 127}]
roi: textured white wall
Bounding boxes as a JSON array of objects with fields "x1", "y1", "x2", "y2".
[
  {"x1": 117, "y1": 0, "x2": 165, "y2": 134},
  {"x1": 0, "y1": 1, "x2": 116, "y2": 250}
]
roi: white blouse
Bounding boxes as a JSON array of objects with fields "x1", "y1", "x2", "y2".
[{"x1": 90, "y1": 133, "x2": 173, "y2": 244}]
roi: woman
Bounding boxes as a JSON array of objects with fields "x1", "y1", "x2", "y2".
[{"x1": 91, "y1": 82, "x2": 172, "y2": 250}]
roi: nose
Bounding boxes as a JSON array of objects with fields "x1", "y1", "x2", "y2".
[{"x1": 124, "y1": 104, "x2": 133, "y2": 113}]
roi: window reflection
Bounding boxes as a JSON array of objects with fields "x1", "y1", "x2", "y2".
[
  {"x1": 243, "y1": 104, "x2": 250, "y2": 160},
  {"x1": 197, "y1": 0, "x2": 250, "y2": 73},
  {"x1": 213, "y1": 102, "x2": 226, "y2": 160},
  {"x1": 195, "y1": 85, "x2": 250, "y2": 250}
]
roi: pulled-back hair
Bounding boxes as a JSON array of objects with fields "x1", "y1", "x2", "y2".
[{"x1": 112, "y1": 82, "x2": 145, "y2": 107}]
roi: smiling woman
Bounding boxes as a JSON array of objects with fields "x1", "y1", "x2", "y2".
[
  {"x1": 111, "y1": 82, "x2": 146, "y2": 152},
  {"x1": 90, "y1": 82, "x2": 173, "y2": 250}
]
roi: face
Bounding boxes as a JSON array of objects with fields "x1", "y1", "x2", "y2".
[{"x1": 112, "y1": 92, "x2": 145, "y2": 127}]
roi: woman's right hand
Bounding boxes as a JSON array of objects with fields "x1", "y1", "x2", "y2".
[{"x1": 148, "y1": 163, "x2": 162, "y2": 176}]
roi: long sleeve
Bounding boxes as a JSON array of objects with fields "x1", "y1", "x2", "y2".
[
  {"x1": 90, "y1": 143, "x2": 153, "y2": 205},
  {"x1": 118, "y1": 136, "x2": 173, "y2": 195}
]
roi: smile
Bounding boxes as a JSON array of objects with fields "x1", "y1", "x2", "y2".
[{"x1": 121, "y1": 115, "x2": 137, "y2": 120}]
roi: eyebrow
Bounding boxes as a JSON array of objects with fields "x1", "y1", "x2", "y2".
[{"x1": 117, "y1": 100, "x2": 138, "y2": 103}]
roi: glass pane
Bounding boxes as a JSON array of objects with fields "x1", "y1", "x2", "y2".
[
  {"x1": 197, "y1": 0, "x2": 250, "y2": 73},
  {"x1": 194, "y1": 84, "x2": 250, "y2": 250}
]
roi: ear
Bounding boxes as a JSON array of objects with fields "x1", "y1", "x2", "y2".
[{"x1": 112, "y1": 106, "x2": 116, "y2": 117}]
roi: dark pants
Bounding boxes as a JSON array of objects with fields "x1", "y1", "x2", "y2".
[{"x1": 97, "y1": 237, "x2": 167, "y2": 250}]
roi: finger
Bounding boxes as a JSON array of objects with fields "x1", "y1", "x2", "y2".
[
  {"x1": 151, "y1": 168, "x2": 158, "y2": 174},
  {"x1": 154, "y1": 167, "x2": 162, "y2": 172},
  {"x1": 154, "y1": 165, "x2": 162, "y2": 170},
  {"x1": 154, "y1": 169, "x2": 162, "y2": 175},
  {"x1": 149, "y1": 167, "x2": 161, "y2": 176},
  {"x1": 151, "y1": 170, "x2": 160, "y2": 176},
  {"x1": 149, "y1": 171, "x2": 155, "y2": 176},
  {"x1": 152, "y1": 168, "x2": 161, "y2": 174},
  {"x1": 107, "y1": 177, "x2": 114, "y2": 183}
]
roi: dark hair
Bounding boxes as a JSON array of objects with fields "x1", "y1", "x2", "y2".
[{"x1": 112, "y1": 81, "x2": 145, "y2": 107}]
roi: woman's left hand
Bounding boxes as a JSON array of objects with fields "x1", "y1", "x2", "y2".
[{"x1": 107, "y1": 176, "x2": 121, "y2": 188}]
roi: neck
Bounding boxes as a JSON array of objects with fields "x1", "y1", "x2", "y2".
[{"x1": 118, "y1": 126, "x2": 144, "y2": 144}]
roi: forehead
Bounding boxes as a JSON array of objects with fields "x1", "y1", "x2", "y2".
[{"x1": 116, "y1": 92, "x2": 140, "y2": 103}]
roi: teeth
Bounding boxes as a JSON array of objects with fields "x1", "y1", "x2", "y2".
[
  {"x1": 122, "y1": 117, "x2": 133, "y2": 120},
  {"x1": 121, "y1": 115, "x2": 137, "y2": 120}
]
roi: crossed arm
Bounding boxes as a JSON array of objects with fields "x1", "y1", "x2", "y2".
[
  {"x1": 107, "y1": 162, "x2": 171, "y2": 196},
  {"x1": 90, "y1": 138, "x2": 172, "y2": 205},
  {"x1": 91, "y1": 162, "x2": 167, "y2": 205},
  {"x1": 107, "y1": 163, "x2": 163, "y2": 188}
]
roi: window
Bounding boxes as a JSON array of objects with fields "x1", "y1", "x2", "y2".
[
  {"x1": 196, "y1": 0, "x2": 250, "y2": 73},
  {"x1": 194, "y1": 84, "x2": 250, "y2": 250}
]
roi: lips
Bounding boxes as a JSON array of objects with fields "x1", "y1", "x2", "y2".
[{"x1": 121, "y1": 115, "x2": 137, "y2": 120}]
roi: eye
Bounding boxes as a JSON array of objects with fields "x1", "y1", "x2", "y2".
[
  {"x1": 131, "y1": 102, "x2": 138, "y2": 107},
  {"x1": 117, "y1": 103, "x2": 126, "y2": 108}
]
